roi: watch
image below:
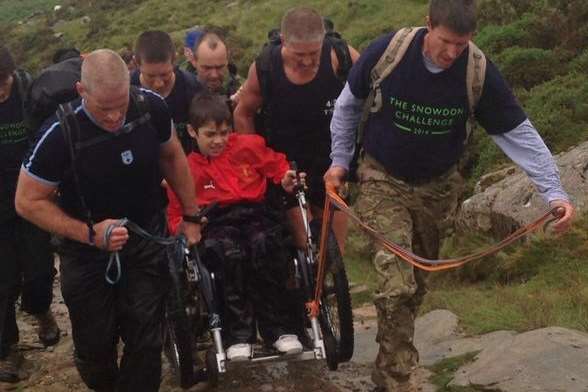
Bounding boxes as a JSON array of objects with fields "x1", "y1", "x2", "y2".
[{"x1": 182, "y1": 213, "x2": 203, "y2": 224}]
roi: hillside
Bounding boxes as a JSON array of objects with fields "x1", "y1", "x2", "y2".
[{"x1": 2, "y1": 0, "x2": 587, "y2": 336}]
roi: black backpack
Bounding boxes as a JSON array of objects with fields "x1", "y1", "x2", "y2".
[
  {"x1": 254, "y1": 23, "x2": 353, "y2": 134},
  {"x1": 25, "y1": 56, "x2": 83, "y2": 135}
]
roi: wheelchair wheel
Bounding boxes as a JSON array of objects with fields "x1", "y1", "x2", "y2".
[
  {"x1": 164, "y1": 298, "x2": 196, "y2": 389},
  {"x1": 205, "y1": 347, "x2": 219, "y2": 387},
  {"x1": 310, "y1": 219, "x2": 354, "y2": 363}
]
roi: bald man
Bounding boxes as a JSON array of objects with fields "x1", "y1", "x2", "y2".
[{"x1": 15, "y1": 49, "x2": 201, "y2": 392}]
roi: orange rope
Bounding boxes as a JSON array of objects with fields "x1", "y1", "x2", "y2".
[{"x1": 307, "y1": 185, "x2": 558, "y2": 311}]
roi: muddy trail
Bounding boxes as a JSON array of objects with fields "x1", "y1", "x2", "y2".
[{"x1": 1, "y1": 273, "x2": 434, "y2": 392}]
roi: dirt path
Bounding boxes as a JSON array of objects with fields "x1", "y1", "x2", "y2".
[{"x1": 1, "y1": 276, "x2": 434, "y2": 392}]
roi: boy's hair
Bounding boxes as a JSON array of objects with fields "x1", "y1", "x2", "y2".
[
  {"x1": 0, "y1": 46, "x2": 16, "y2": 81},
  {"x1": 134, "y1": 30, "x2": 176, "y2": 64},
  {"x1": 429, "y1": 0, "x2": 477, "y2": 35},
  {"x1": 189, "y1": 92, "x2": 231, "y2": 129}
]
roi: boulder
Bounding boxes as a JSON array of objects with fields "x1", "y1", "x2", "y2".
[
  {"x1": 450, "y1": 327, "x2": 588, "y2": 392},
  {"x1": 457, "y1": 141, "x2": 588, "y2": 238}
]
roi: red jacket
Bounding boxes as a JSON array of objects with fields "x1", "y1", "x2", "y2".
[{"x1": 167, "y1": 133, "x2": 290, "y2": 234}]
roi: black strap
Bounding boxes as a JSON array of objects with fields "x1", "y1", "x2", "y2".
[
  {"x1": 56, "y1": 102, "x2": 95, "y2": 242},
  {"x1": 14, "y1": 69, "x2": 33, "y2": 133},
  {"x1": 326, "y1": 36, "x2": 352, "y2": 82}
]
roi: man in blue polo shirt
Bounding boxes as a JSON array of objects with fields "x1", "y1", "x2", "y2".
[
  {"x1": 325, "y1": 0, "x2": 575, "y2": 390},
  {"x1": 15, "y1": 49, "x2": 202, "y2": 392}
]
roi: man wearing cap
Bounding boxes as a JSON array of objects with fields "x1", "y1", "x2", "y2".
[{"x1": 182, "y1": 28, "x2": 242, "y2": 106}]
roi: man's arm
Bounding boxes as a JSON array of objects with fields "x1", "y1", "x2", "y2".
[
  {"x1": 233, "y1": 62, "x2": 263, "y2": 134},
  {"x1": 324, "y1": 84, "x2": 365, "y2": 188},
  {"x1": 490, "y1": 118, "x2": 574, "y2": 232},
  {"x1": 159, "y1": 129, "x2": 201, "y2": 243},
  {"x1": 15, "y1": 171, "x2": 129, "y2": 250}
]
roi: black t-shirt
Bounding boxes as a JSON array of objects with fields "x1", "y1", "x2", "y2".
[
  {"x1": 265, "y1": 39, "x2": 345, "y2": 175},
  {"x1": 0, "y1": 79, "x2": 28, "y2": 220},
  {"x1": 348, "y1": 30, "x2": 527, "y2": 180},
  {"x1": 131, "y1": 67, "x2": 203, "y2": 153},
  {"x1": 23, "y1": 90, "x2": 172, "y2": 226}
]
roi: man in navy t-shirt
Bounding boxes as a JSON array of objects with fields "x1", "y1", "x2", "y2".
[
  {"x1": 131, "y1": 30, "x2": 204, "y2": 154},
  {"x1": 15, "y1": 49, "x2": 202, "y2": 392},
  {"x1": 325, "y1": 0, "x2": 574, "y2": 390}
]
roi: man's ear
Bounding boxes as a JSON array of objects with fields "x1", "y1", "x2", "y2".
[
  {"x1": 75, "y1": 81, "x2": 85, "y2": 98},
  {"x1": 187, "y1": 124, "x2": 198, "y2": 138},
  {"x1": 425, "y1": 16, "x2": 432, "y2": 31}
]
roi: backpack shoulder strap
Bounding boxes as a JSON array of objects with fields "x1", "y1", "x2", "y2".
[
  {"x1": 56, "y1": 102, "x2": 95, "y2": 239},
  {"x1": 255, "y1": 44, "x2": 274, "y2": 107},
  {"x1": 357, "y1": 27, "x2": 423, "y2": 142},
  {"x1": 464, "y1": 41, "x2": 487, "y2": 144},
  {"x1": 326, "y1": 35, "x2": 353, "y2": 82},
  {"x1": 14, "y1": 69, "x2": 33, "y2": 124}
]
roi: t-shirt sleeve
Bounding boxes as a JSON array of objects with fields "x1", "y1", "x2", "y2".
[
  {"x1": 347, "y1": 33, "x2": 395, "y2": 99},
  {"x1": 475, "y1": 59, "x2": 527, "y2": 135},
  {"x1": 22, "y1": 119, "x2": 69, "y2": 185},
  {"x1": 143, "y1": 90, "x2": 173, "y2": 143}
]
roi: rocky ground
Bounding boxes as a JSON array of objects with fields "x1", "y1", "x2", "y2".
[{"x1": 3, "y1": 270, "x2": 587, "y2": 392}]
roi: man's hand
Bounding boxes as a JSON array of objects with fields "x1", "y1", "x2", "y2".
[
  {"x1": 549, "y1": 199, "x2": 575, "y2": 234},
  {"x1": 93, "y1": 219, "x2": 129, "y2": 251},
  {"x1": 281, "y1": 170, "x2": 306, "y2": 193},
  {"x1": 324, "y1": 165, "x2": 347, "y2": 190},
  {"x1": 179, "y1": 221, "x2": 202, "y2": 246}
]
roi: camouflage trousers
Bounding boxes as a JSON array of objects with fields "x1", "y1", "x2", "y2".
[{"x1": 354, "y1": 155, "x2": 464, "y2": 391}]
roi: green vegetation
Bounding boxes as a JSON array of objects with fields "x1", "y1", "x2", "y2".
[
  {"x1": 0, "y1": 0, "x2": 61, "y2": 23},
  {"x1": 427, "y1": 352, "x2": 486, "y2": 392}
]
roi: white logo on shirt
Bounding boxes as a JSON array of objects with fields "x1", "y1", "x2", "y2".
[
  {"x1": 121, "y1": 150, "x2": 134, "y2": 165},
  {"x1": 204, "y1": 181, "x2": 215, "y2": 190}
]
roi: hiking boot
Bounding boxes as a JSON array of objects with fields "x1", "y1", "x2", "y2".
[
  {"x1": 33, "y1": 310, "x2": 60, "y2": 346},
  {"x1": 0, "y1": 346, "x2": 23, "y2": 383}
]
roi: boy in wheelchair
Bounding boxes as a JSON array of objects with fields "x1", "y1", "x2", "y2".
[{"x1": 166, "y1": 93, "x2": 304, "y2": 361}]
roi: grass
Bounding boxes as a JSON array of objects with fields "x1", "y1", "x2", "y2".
[
  {"x1": 427, "y1": 352, "x2": 497, "y2": 392},
  {"x1": 0, "y1": 0, "x2": 60, "y2": 23}
]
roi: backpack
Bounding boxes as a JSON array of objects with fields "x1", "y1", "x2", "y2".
[
  {"x1": 355, "y1": 26, "x2": 487, "y2": 175},
  {"x1": 254, "y1": 24, "x2": 353, "y2": 134},
  {"x1": 55, "y1": 86, "x2": 152, "y2": 239},
  {"x1": 25, "y1": 56, "x2": 83, "y2": 135}
]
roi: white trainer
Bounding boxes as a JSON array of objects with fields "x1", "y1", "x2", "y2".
[
  {"x1": 226, "y1": 343, "x2": 251, "y2": 361},
  {"x1": 273, "y1": 334, "x2": 303, "y2": 355}
]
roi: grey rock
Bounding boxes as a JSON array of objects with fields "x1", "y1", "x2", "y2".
[
  {"x1": 457, "y1": 141, "x2": 588, "y2": 238},
  {"x1": 415, "y1": 309, "x2": 461, "y2": 351},
  {"x1": 450, "y1": 327, "x2": 588, "y2": 392}
]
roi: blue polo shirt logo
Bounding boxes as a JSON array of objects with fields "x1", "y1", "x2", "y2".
[{"x1": 121, "y1": 150, "x2": 134, "y2": 165}]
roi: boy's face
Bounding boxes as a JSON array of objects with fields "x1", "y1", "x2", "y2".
[{"x1": 189, "y1": 120, "x2": 230, "y2": 157}]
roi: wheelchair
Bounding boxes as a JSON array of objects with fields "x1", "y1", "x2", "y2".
[{"x1": 163, "y1": 179, "x2": 354, "y2": 389}]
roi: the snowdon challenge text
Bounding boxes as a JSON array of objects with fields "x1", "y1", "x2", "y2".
[{"x1": 390, "y1": 97, "x2": 465, "y2": 136}]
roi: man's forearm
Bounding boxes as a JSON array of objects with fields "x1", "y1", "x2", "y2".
[
  {"x1": 330, "y1": 83, "x2": 365, "y2": 170},
  {"x1": 18, "y1": 198, "x2": 89, "y2": 244},
  {"x1": 160, "y1": 153, "x2": 198, "y2": 215},
  {"x1": 490, "y1": 118, "x2": 569, "y2": 203}
]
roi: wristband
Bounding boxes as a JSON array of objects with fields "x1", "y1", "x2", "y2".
[
  {"x1": 182, "y1": 214, "x2": 203, "y2": 224},
  {"x1": 88, "y1": 223, "x2": 96, "y2": 246}
]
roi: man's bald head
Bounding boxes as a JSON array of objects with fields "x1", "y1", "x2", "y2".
[
  {"x1": 78, "y1": 49, "x2": 130, "y2": 132},
  {"x1": 81, "y1": 49, "x2": 129, "y2": 94}
]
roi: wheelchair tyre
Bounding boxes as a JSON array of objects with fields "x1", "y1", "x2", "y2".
[
  {"x1": 164, "y1": 305, "x2": 196, "y2": 389},
  {"x1": 310, "y1": 219, "x2": 354, "y2": 363},
  {"x1": 205, "y1": 347, "x2": 219, "y2": 387}
]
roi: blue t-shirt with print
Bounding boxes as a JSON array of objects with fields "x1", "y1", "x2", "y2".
[{"x1": 348, "y1": 29, "x2": 526, "y2": 180}]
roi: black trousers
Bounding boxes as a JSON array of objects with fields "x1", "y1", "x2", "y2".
[
  {"x1": 59, "y1": 214, "x2": 170, "y2": 392},
  {"x1": 203, "y1": 204, "x2": 294, "y2": 346},
  {"x1": 0, "y1": 217, "x2": 54, "y2": 357}
]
